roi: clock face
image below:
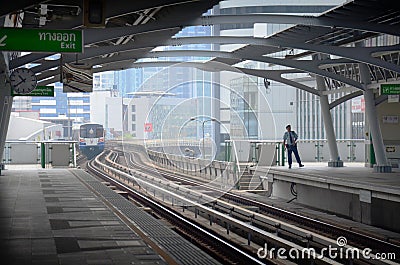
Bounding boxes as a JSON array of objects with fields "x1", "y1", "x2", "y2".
[{"x1": 10, "y1": 68, "x2": 37, "y2": 94}]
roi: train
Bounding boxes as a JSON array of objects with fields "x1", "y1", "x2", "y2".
[{"x1": 74, "y1": 123, "x2": 105, "y2": 159}]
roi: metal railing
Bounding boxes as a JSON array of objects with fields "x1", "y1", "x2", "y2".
[
  {"x1": 224, "y1": 139, "x2": 365, "y2": 165},
  {"x1": 144, "y1": 138, "x2": 365, "y2": 165},
  {"x1": 2, "y1": 141, "x2": 77, "y2": 168}
]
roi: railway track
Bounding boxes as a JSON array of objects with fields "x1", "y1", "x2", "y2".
[
  {"x1": 88, "y1": 145, "x2": 400, "y2": 264},
  {"x1": 87, "y1": 151, "x2": 269, "y2": 265},
  {"x1": 123, "y1": 146, "x2": 400, "y2": 256},
  {"x1": 76, "y1": 153, "x2": 87, "y2": 166}
]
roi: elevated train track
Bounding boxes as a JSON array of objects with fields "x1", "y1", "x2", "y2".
[
  {"x1": 87, "y1": 151, "x2": 266, "y2": 265},
  {"x1": 86, "y1": 143, "x2": 400, "y2": 264}
]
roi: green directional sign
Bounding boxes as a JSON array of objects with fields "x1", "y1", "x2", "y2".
[
  {"x1": 12, "y1": 86, "x2": 54, "y2": 97},
  {"x1": 0, "y1": 28, "x2": 83, "y2": 53},
  {"x1": 380, "y1": 84, "x2": 400, "y2": 95}
]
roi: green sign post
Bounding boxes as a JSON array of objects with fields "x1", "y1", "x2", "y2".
[
  {"x1": 12, "y1": 86, "x2": 54, "y2": 97},
  {"x1": 380, "y1": 84, "x2": 400, "y2": 95},
  {"x1": 0, "y1": 28, "x2": 82, "y2": 53}
]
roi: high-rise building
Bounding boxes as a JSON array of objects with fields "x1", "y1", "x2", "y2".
[
  {"x1": 12, "y1": 82, "x2": 90, "y2": 137},
  {"x1": 215, "y1": 0, "x2": 347, "y2": 141},
  {"x1": 29, "y1": 82, "x2": 90, "y2": 122},
  {"x1": 94, "y1": 23, "x2": 217, "y2": 144},
  {"x1": 93, "y1": 71, "x2": 115, "y2": 91},
  {"x1": 113, "y1": 68, "x2": 143, "y2": 97}
]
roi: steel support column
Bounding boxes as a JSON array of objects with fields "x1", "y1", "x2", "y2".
[
  {"x1": 357, "y1": 43, "x2": 391, "y2": 173},
  {"x1": 313, "y1": 54, "x2": 343, "y2": 167}
]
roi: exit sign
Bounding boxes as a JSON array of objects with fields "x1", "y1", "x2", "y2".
[
  {"x1": 380, "y1": 84, "x2": 400, "y2": 95},
  {"x1": 0, "y1": 28, "x2": 83, "y2": 53}
]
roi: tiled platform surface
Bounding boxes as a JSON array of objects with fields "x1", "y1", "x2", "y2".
[
  {"x1": 0, "y1": 167, "x2": 220, "y2": 265},
  {"x1": 251, "y1": 162, "x2": 400, "y2": 202}
]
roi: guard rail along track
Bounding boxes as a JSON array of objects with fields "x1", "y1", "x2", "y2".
[
  {"x1": 133, "y1": 145, "x2": 400, "y2": 255},
  {"x1": 125, "y1": 144, "x2": 400, "y2": 259},
  {"x1": 89, "y1": 148, "x2": 400, "y2": 265},
  {"x1": 88, "y1": 151, "x2": 267, "y2": 265}
]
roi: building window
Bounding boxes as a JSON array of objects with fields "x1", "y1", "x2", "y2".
[
  {"x1": 132, "y1": 114, "x2": 136, "y2": 122},
  {"x1": 131, "y1": 105, "x2": 136, "y2": 112},
  {"x1": 131, "y1": 124, "x2": 136, "y2": 131}
]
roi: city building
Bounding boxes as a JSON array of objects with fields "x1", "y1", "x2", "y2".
[
  {"x1": 126, "y1": 95, "x2": 197, "y2": 140},
  {"x1": 94, "y1": 23, "x2": 217, "y2": 144},
  {"x1": 12, "y1": 82, "x2": 90, "y2": 137},
  {"x1": 214, "y1": 0, "x2": 349, "y2": 141}
]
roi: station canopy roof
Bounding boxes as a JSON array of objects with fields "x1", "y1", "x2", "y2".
[{"x1": 2, "y1": 0, "x2": 400, "y2": 95}]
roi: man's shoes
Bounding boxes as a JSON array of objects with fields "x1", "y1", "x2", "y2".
[
  {"x1": 299, "y1": 164, "x2": 304, "y2": 167},
  {"x1": 288, "y1": 165, "x2": 292, "y2": 169}
]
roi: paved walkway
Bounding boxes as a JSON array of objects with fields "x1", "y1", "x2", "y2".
[{"x1": 0, "y1": 167, "x2": 220, "y2": 265}]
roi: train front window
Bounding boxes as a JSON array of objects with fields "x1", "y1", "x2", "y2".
[
  {"x1": 96, "y1": 127, "x2": 103, "y2": 137},
  {"x1": 80, "y1": 127, "x2": 87, "y2": 138},
  {"x1": 80, "y1": 125, "x2": 103, "y2": 138}
]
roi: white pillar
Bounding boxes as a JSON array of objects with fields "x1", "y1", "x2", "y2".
[
  {"x1": 314, "y1": 54, "x2": 343, "y2": 167},
  {"x1": 357, "y1": 43, "x2": 391, "y2": 173}
]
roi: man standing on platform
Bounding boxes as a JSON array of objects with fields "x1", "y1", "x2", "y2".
[{"x1": 283, "y1": 124, "x2": 304, "y2": 169}]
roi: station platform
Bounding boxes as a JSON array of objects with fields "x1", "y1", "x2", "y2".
[
  {"x1": 0, "y1": 167, "x2": 220, "y2": 265},
  {"x1": 249, "y1": 162, "x2": 400, "y2": 233}
]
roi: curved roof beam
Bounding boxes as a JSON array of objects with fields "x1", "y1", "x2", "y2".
[
  {"x1": 12, "y1": 5, "x2": 400, "y2": 70},
  {"x1": 30, "y1": 35, "x2": 400, "y2": 79},
  {"x1": 329, "y1": 90, "x2": 364, "y2": 109},
  {"x1": 34, "y1": 46, "x2": 362, "y2": 91},
  {"x1": 35, "y1": 46, "x2": 363, "y2": 91},
  {"x1": 111, "y1": 61, "x2": 366, "y2": 108},
  {"x1": 38, "y1": 60, "x2": 235, "y2": 85},
  {"x1": 37, "y1": 59, "x2": 358, "y2": 110},
  {"x1": 10, "y1": 0, "x2": 217, "y2": 69},
  {"x1": 235, "y1": 68, "x2": 319, "y2": 96},
  {"x1": 165, "y1": 36, "x2": 400, "y2": 74},
  {"x1": 278, "y1": 42, "x2": 400, "y2": 74},
  {"x1": 249, "y1": 55, "x2": 364, "y2": 89},
  {"x1": 37, "y1": 61, "x2": 178, "y2": 86},
  {"x1": 29, "y1": 36, "x2": 274, "y2": 74},
  {"x1": 375, "y1": 95, "x2": 389, "y2": 106},
  {"x1": 34, "y1": 26, "x2": 390, "y2": 94},
  {"x1": 34, "y1": 36, "x2": 386, "y2": 93},
  {"x1": 197, "y1": 14, "x2": 400, "y2": 37},
  {"x1": 147, "y1": 50, "x2": 365, "y2": 89},
  {"x1": 37, "y1": 0, "x2": 197, "y2": 30},
  {"x1": 30, "y1": 27, "x2": 187, "y2": 74},
  {"x1": 38, "y1": 59, "x2": 318, "y2": 97},
  {"x1": 9, "y1": 23, "x2": 183, "y2": 69}
]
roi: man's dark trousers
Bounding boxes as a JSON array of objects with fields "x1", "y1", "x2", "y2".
[{"x1": 287, "y1": 144, "x2": 302, "y2": 166}]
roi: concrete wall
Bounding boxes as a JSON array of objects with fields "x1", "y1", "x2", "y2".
[
  {"x1": 371, "y1": 198, "x2": 400, "y2": 232},
  {"x1": 147, "y1": 149, "x2": 238, "y2": 188},
  {"x1": 271, "y1": 180, "x2": 400, "y2": 233}
]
